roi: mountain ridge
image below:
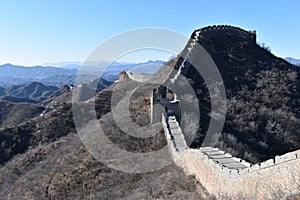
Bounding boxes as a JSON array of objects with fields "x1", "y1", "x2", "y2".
[
  {"x1": 0, "y1": 60, "x2": 165, "y2": 87},
  {"x1": 0, "y1": 82, "x2": 59, "y2": 102}
]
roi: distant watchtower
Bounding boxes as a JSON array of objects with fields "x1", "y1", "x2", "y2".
[{"x1": 150, "y1": 85, "x2": 181, "y2": 124}]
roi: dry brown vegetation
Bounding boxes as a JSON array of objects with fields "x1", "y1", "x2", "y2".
[
  {"x1": 0, "y1": 64, "x2": 213, "y2": 199},
  {"x1": 187, "y1": 28, "x2": 300, "y2": 164}
]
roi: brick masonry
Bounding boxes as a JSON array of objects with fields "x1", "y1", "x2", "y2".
[{"x1": 162, "y1": 114, "x2": 300, "y2": 199}]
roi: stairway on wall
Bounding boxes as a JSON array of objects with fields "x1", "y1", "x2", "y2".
[{"x1": 170, "y1": 30, "x2": 201, "y2": 84}]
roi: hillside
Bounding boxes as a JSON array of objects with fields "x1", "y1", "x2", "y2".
[
  {"x1": 0, "y1": 63, "x2": 213, "y2": 199},
  {"x1": 0, "y1": 101, "x2": 75, "y2": 165},
  {"x1": 178, "y1": 25, "x2": 300, "y2": 163},
  {"x1": 41, "y1": 85, "x2": 74, "y2": 106},
  {"x1": 0, "y1": 101, "x2": 44, "y2": 128},
  {"x1": 0, "y1": 134, "x2": 210, "y2": 199},
  {"x1": 2, "y1": 82, "x2": 59, "y2": 102},
  {"x1": 0, "y1": 76, "x2": 116, "y2": 166},
  {"x1": 0, "y1": 82, "x2": 59, "y2": 103}
]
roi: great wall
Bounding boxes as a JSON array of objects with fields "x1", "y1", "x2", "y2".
[
  {"x1": 118, "y1": 71, "x2": 151, "y2": 83},
  {"x1": 171, "y1": 24, "x2": 257, "y2": 81},
  {"x1": 162, "y1": 113, "x2": 300, "y2": 199},
  {"x1": 127, "y1": 25, "x2": 300, "y2": 199}
]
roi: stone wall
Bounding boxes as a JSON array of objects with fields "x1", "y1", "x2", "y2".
[
  {"x1": 150, "y1": 90, "x2": 166, "y2": 124},
  {"x1": 162, "y1": 115, "x2": 300, "y2": 199},
  {"x1": 193, "y1": 25, "x2": 257, "y2": 44},
  {"x1": 151, "y1": 87, "x2": 181, "y2": 124},
  {"x1": 125, "y1": 71, "x2": 150, "y2": 82}
]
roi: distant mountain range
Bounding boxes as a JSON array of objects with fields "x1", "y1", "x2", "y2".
[
  {"x1": 285, "y1": 57, "x2": 300, "y2": 66},
  {"x1": 0, "y1": 63, "x2": 77, "y2": 78},
  {"x1": 0, "y1": 60, "x2": 165, "y2": 87},
  {"x1": 44, "y1": 60, "x2": 166, "y2": 82},
  {"x1": 0, "y1": 60, "x2": 165, "y2": 103},
  {"x1": 0, "y1": 63, "x2": 77, "y2": 87},
  {"x1": 41, "y1": 61, "x2": 82, "y2": 70}
]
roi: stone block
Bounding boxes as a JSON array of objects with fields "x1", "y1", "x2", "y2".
[
  {"x1": 259, "y1": 158, "x2": 275, "y2": 168},
  {"x1": 248, "y1": 164, "x2": 260, "y2": 172},
  {"x1": 275, "y1": 151, "x2": 297, "y2": 164}
]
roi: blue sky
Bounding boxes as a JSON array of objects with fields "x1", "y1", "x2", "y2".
[{"x1": 0, "y1": 0, "x2": 299, "y2": 66}]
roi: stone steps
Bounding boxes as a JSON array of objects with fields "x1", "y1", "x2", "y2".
[{"x1": 200, "y1": 147, "x2": 251, "y2": 169}]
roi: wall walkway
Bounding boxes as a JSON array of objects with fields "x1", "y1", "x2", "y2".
[{"x1": 162, "y1": 114, "x2": 300, "y2": 199}]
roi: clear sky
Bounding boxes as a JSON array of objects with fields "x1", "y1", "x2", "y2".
[{"x1": 0, "y1": 0, "x2": 299, "y2": 66}]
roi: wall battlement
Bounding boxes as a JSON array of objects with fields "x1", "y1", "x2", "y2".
[
  {"x1": 193, "y1": 25, "x2": 257, "y2": 42},
  {"x1": 170, "y1": 25, "x2": 257, "y2": 89},
  {"x1": 162, "y1": 114, "x2": 300, "y2": 199}
]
